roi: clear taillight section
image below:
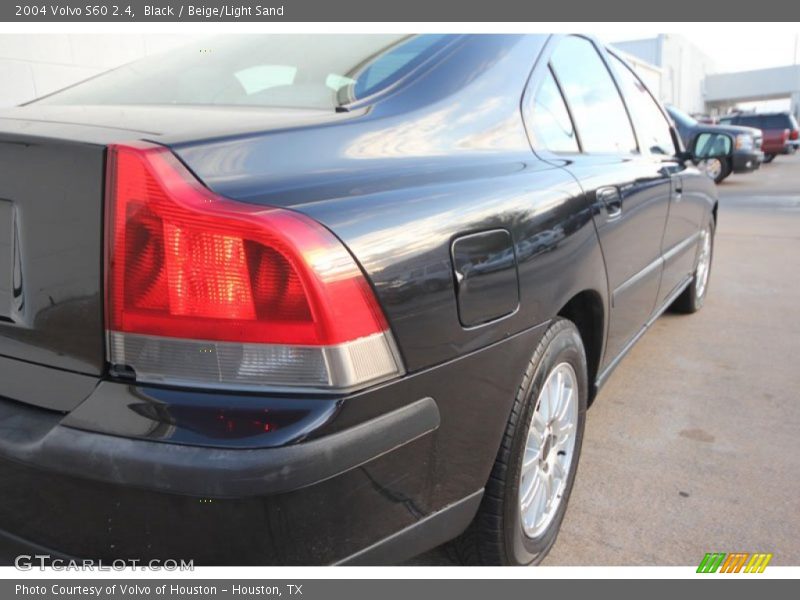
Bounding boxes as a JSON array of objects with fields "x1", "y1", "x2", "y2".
[{"x1": 105, "y1": 142, "x2": 403, "y2": 391}]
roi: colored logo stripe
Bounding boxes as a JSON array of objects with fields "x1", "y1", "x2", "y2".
[
  {"x1": 697, "y1": 552, "x2": 772, "y2": 573},
  {"x1": 720, "y1": 553, "x2": 749, "y2": 573},
  {"x1": 697, "y1": 553, "x2": 726, "y2": 573},
  {"x1": 744, "y1": 553, "x2": 773, "y2": 573}
]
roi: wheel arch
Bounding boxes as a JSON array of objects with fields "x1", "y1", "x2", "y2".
[{"x1": 557, "y1": 289, "x2": 605, "y2": 405}]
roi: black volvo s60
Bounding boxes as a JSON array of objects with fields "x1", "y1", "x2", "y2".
[{"x1": 0, "y1": 34, "x2": 725, "y2": 565}]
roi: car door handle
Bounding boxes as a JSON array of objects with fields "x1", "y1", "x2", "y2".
[{"x1": 597, "y1": 186, "x2": 622, "y2": 219}]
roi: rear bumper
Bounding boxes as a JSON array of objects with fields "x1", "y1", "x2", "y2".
[
  {"x1": 0, "y1": 323, "x2": 547, "y2": 564},
  {"x1": 0, "y1": 388, "x2": 447, "y2": 566},
  {"x1": 0, "y1": 393, "x2": 439, "y2": 499},
  {"x1": 731, "y1": 151, "x2": 762, "y2": 173}
]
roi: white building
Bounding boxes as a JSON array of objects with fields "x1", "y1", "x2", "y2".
[
  {"x1": 613, "y1": 34, "x2": 717, "y2": 115},
  {"x1": 705, "y1": 65, "x2": 800, "y2": 120}
]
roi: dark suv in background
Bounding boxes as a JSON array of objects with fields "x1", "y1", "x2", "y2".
[
  {"x1": 667, "y1": 105, "x2": 762, "y2": 183},
  {"x1": 720, "y1": 111, "x2": 799, "y2": 162}
]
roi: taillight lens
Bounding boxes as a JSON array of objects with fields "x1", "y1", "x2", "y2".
[
  {"x1": 791, "y1": 129, "x2": 799, "y2": 141},
  {"x1": 105, "y1": 142, "x2": 403, "y2": 391}
]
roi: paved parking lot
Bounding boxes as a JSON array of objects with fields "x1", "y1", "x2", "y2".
[{"x1": 413, "y1": 153, "x2": 800, "y2": 566}]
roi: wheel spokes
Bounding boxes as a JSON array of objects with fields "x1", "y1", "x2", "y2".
[
  {"x1": 552, "y1": 457, "x2": 567, "y2": 481},
  {"x1": 520, "y1": 467, "x2": 543, "y2": 513},
  {"x1": 553, "y1": 421, "x2": 575, "y2": 446},
  {"x1": 518, "y1": 362, "x2": 580, "y2": 539}
]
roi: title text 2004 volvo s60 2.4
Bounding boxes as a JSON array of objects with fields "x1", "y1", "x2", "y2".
[{"x1": 0, "y1": 34, "x2": 727, "y2": 565}]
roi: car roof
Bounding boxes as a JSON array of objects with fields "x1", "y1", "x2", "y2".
[{"x1": 727, "y1": 111, "x2": 791, "y2": 117}]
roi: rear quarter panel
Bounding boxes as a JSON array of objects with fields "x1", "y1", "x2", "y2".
[{"x1": 172, "y1": 35, "x2": 610, "y2": 373}]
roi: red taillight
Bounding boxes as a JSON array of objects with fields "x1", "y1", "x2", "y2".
[
  {"x1": 791, "y1": 129, "x2": 799, "y2": 141},
  {"x1": 105, "y1": 142, "x2": 402, "y2": 391}
]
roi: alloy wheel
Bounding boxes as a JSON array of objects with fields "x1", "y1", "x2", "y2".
[
  {"x1": 702, "y1": 158, "x2": 722, "y2": 181},
  {"x1": 695, "y1": 227, "x2": 712, "y2": 299},
  {"x1": 518, "y1": 362, "x2": 579, "y2": 538}
]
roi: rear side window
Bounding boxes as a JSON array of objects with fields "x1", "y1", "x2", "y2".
[
  {"x1": 762, "y1": 115, "x2": 790, "y2": 129},
  {"x1": 737, "y1": 115, "x2": 761, "y2": 128},
  {"x1": 35, "y1": 34, "x2": 451, "y2": 110},
  {"x1": 549, "y1": 36, "x2": 637, "y2": 154},
  {"x1": 609, "y1": 55, "x2": 675, "y2": 156},
  {"x1": 525, "y1": 68, "x2": 580, "y2": 153}
]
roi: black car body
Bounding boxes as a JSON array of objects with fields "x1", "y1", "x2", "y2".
[
  {"x1": 0, "y1": 34, "x2": 719, "y2": 565},
  {"x1": 667, "y1": 105, "x2": 763, "y2": 182}
]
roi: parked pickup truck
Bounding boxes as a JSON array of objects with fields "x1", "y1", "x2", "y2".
[
  {"x1": 0, "y1": 34, "x2": 727, "y2": 566},
  {"x1": 667, "y1": 105, "x2": 763, "y2": 183}
]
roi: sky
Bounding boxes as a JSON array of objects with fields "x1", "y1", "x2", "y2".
[{"x1": 692, "y1": 35, "x2": 799, "y2": 73}]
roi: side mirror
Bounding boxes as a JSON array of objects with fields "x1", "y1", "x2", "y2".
[{"x1": 691, "y1": 132, "x2": 733, "y2": 161}]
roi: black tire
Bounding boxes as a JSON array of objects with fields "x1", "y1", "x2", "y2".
[
  {"x1": 671, "y1": 217, "x2": 715, "y2": 314},
  {"x1": 763, "y1": 153, "x2": 776, "y2": 164},
  {"x1": 714, "y1": 158, "x2": 732, "y2": 184},
  {"x1": 450, "y1": 318, "x2": 588, "y2": 565},
  {"x1": 703, "y1": 157, "x2": 731, "y2": 184}
]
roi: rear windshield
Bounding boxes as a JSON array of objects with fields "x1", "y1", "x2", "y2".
[
  {"x1": 761, "y1": 115, "x2": 790, "y2": 129},
  {"x1": 34, "y1": 34, "x2": 452, "y2": 110},
  {"x1": 735, "y1": 115, "x2": 759, "y2": 127}
]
